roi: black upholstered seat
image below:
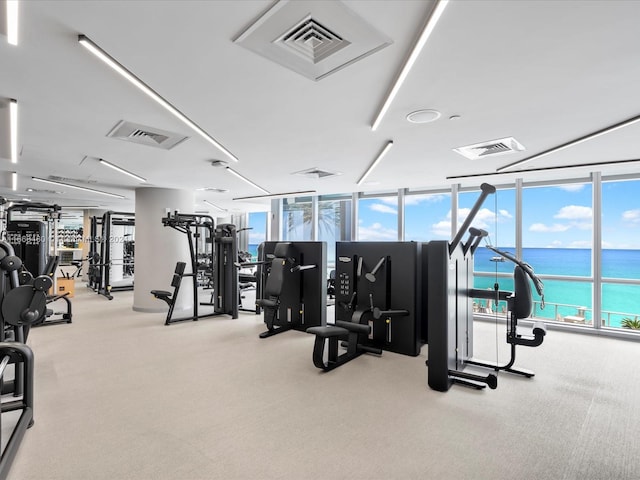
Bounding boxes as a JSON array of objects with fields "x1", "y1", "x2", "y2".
[{"x1": 151, "y1": 262, "x2": 187, "y2": 325}]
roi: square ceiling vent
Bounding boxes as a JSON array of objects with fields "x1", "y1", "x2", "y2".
[
  {"x1": 453, "y1": 137, "x2": 526, "y2": 160},
  {"x1": 292, "y1": 167, "x2": 342, "y2": 179},
  {"x1": 234, "y1": 0, "x2": 392, "y2": 81},
  {"x1": 106, "y1": 120, "x2": 189, "y2": 150}
]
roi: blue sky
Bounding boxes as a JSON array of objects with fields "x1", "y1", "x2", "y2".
[
  {"x1": 358, "y1": 180, "x2": 640, "y2": 249},
  {"x1": 250, "y1": 179, "x2": 640, "y2": 250}
]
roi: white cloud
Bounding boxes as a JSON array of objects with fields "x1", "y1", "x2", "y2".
[
  {"x1": 458, "y1": 207, "x2": 496, "y2": 229},
  {"x1": 529, "y1": 223, "x2": 571, "y2": 232},
  {"x1": 554, "y1": 205, "x2": 592, "y2": 220},
  {"x1": 557, "y1": 184, "x2": 585, "y2": 192},
  {"x1": 498, "y1": 209, "x2": 512, "y2": 218},
  {"x1": 370, "y1": 203, "x2": 397, "y2": 214},
  {"x1": 405, "y1": 194, "x2": 447, "y2": 206},
  {"x1": 622, "y1": 209, "x2": 640, "y2": 224},
  {"x1": 432, "y1": 220, "x2": 452, "y2": 237},
  {"x1": 549, "y1": 240, "x2": 563, "y2": 247},
  {"x1": 358, "y1": 222, "x2": 397, "y2": 241}
]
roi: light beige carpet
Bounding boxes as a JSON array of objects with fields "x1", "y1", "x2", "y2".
[{"x1": 4, "y1": 283, "x2": 640, "y2": 480}]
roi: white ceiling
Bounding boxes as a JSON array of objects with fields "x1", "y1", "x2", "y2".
[{"x1": 2, "y1": 0, "x2": 640, "y2": 213}]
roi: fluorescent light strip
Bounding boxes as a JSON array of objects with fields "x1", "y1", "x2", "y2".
[
  {"x1": 204, "y1": 200, "x2": 226, "y2": 212},
  {"x1": 226, "y1": 167, "x2": 270, "y2": 194},
  {"x1": 448, "y1": 157, "x2": 640, "y2": 180},
  {"x1": 371, "y1": 0, "x2": 449, "y2": 131},
  {"x1": 11, "y1": 171, "x2": 17, "y2": 191},
  {"x1": 497, "y1": 114, "x2": 640, "y2": 172},
  {"x1": 6, "y1": 0, "x2": 18, "y2": 45},
  {"x1": 356, "y1": 140, "x2": 394, "y2": 185},
  {"x1": 9, "y1": 99, "x2": 17, "y2": 163},
  {"x1": 233, "y1": 190, "x2": 317, "y2": 201},
  {"x1": 31, "y1": 177, "x2": 125, "y2": 199},
  {"x1": 99, "y1": 158, "x2": 147, "y2": 182},
  {"x1": 78, "y1": 34, "x2": 238, "y2": 162},
  {"x1": 58, "y1": 205, "x2": 101, "y2": 209}
]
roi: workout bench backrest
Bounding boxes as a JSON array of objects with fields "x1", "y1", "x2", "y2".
[
  {"x1": 263, "y1": 243, "x2": 292, "y2": 298},
  {"x1": 513, "y1": 265, "x2": 533, "y2": 319},
  {"x1": 171, "y1": 262, "x2": 187, "y2": 288}
]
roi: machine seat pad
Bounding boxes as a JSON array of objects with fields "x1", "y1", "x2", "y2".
[
  {"x1": 150, "y1": 290, "x2": 171, "y2": 299},
  {"x1": 306, "y1": 325, "x2": 349, "y2": 338},
  {"x1": 335, "y1": 320, "x2": 370, "y2": 335},
  {"x1": 257, "y1": 299, "x2": 278, "y2": 308}
]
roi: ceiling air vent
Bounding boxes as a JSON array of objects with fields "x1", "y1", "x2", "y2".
[
  {"x1": 234, "y1": 0, "x2": 391, "y2": 81},
  {"x1": 49, "y1": 175, "x2": 98, "y2": 185},
  {"x1": 107, "y1": 120, "x2": 189, "y2": 150},
  {"x1": 280, "y1": 18, "x2": 350, "y2": 64},
  {"x1": 198, "y1": 187, "x2": 229, "y2": 193},
  {"x1": 292, "y1": 167, "x2": 342, "y2": 179},
  {"x1": 26, "y1": 188, "x2": 63, "y2": 194},
  {"x1": 453, "y1": 137, "x2": 525, "y2": 160}
]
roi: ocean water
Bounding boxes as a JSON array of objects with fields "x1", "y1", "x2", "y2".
[
  {"x1": 249, "y1": 243, "x2": 640, "y2": 327},
  {"x1": 474, "y1": 247, "x2": 640, "y2": 327}
]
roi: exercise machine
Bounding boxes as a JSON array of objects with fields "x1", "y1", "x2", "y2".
[
  {"x1": 424, "y1": 184, "x2": 546, "y2": 391},
  {"x1": 466, "y1": 245, "x2": 547, "y2": 377},
  {"x1": 151, "y1": 214, "x2": 238, "y2": 324},
  {"x1": 424, "y1": 183, "x2": 502, "y2": 391},
  {"x1": 0, "y1": 240, "x2": 50, "y2": 480},
  {"x1": 20, "y1": 255, "x2": 73, "y2": 327},
  {"x1": 89, "y1": 211, "x2": 135, "y2": 300},
  {"x1": 0, "y1": 342, "x2": 34, "y2": 480},
  {"x1": 5, "y1": 202, "x2": 61, "y2": 276},
  {"x1": 306, "y1": 241, "x2": 422, "y2": 371},
  {"x1": 256, "y1": 241, "x2": 326, "y2": 338},
  {"x1": 334, "y1": 242, "x2": 421, "y2": 356}
]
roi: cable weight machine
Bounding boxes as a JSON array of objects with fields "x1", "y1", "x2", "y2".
[
  {"x1": 424, "y1": 183, "x2": 499, "y2": 391},
  {"x1": 88, "y1": 211, "x2": 135, "y2": 300},
  {"x1": 152, "y1": 212, "x2": 238, "y2": 324}
]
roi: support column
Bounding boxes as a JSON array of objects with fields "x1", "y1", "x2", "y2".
[{"x1": 133, "y1": 187, "x2": 194, "y2": 313}]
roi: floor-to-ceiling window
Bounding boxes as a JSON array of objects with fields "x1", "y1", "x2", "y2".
[
  {"x1": 318, "y1": 195, "x2": 351, "y2": 269},
  {"x1": 247, "y1": 211, "x2": 268, "y2": 261},
  {"x1": 465, "y1": 186, "x2": 516, "y2": 313},
  {"x1": 282, "y1": 196, "x2": 313, "y2": 241},
  {"x1": 522, "y1": 181, "x2": 593, "y2": 323},
  {"x1": 601, "y1": 178, "x2": 640, "y2": 330},
  {"x1": 269, "y1": 175, "x2": 640, "y2": 337},
  {"x1": 357, "y1": 193, "x2": 398, "y2": 241}
]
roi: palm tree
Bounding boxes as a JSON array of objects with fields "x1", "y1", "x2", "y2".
[{"x1": 285, "y1": 200, "x2": 343, "y2": 239}]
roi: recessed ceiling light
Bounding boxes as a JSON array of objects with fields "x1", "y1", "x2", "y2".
[
  {"x1": 78, "y1": 34, "x2": 238, "y2": 162},
  {"x1": 7, "y1": 0, "x2": 19, "y2": 46},
  {"x1": 406, "y1": 109, "x2": 441, "y2": 124},
  {"x1": 31, "y1": 177, "x2": 125, "y2": 199}
]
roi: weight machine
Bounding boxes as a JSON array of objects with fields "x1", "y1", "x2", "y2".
[
  {"x1": 151, "y1": 213, "x2": 238, "y2": 324},
  {"x1": 256, "y1": 242, "x2": 326, "y2": 338},
  {"x1": 0, "y1": 239, "x2": 54, "y2": 480},
  {"x1": 88, "y1": 211, "x2": 135, "y2": 300},
  {"x1": 306, "y1": 241, "x2": 421, "y2": 371},
  {"x1": 4, "y1": 202, "x2": 73, "y2": 325},
  {"x1": 424, "y1": 183, "x2": 499, "y2": 391},
  {"x1": 424, "y1": 183, "x2": 546, "y2": 391},
  {"x1": 5, "y1": 202, "x2": 61, "y2": 276}
]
